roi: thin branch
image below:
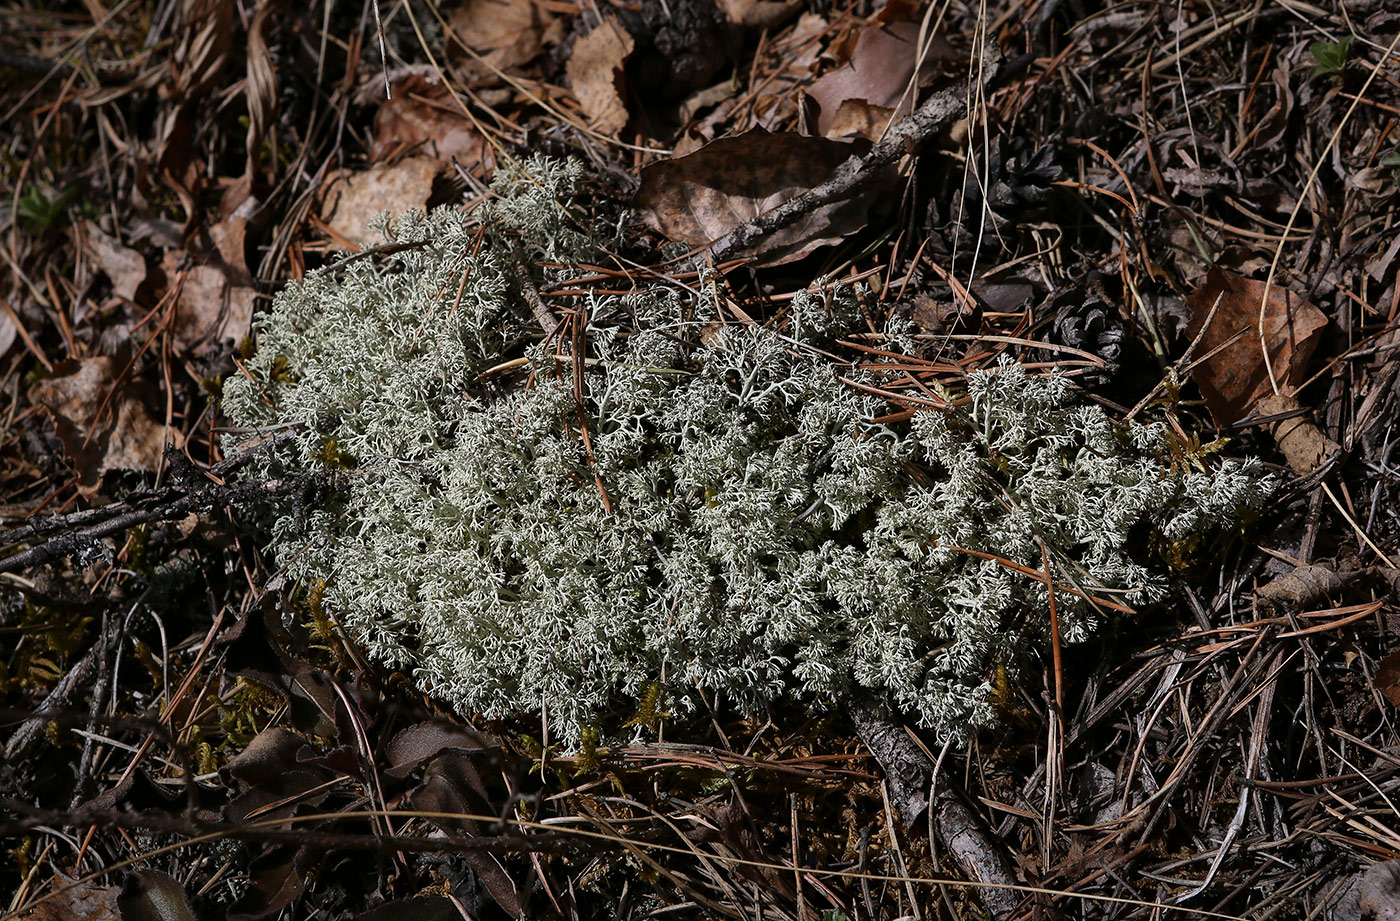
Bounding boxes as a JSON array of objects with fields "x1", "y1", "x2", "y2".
[
  {"x1": 0, "y1": 445, "x2": 314, "y2": 576},
  {"x1": 707, "y1": 44, "x2": 1006, "y2": 265}
]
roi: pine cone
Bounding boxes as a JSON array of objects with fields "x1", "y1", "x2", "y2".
[
  {"x1": 962, "y1": 137, "x2": 1063, "y2": 230},
  {"x1": 1049, "y1": 286, "x2": 1125, "y2": 390}
]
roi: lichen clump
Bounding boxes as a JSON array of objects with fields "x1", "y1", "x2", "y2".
[{"x1": 223, "y1": 158, "x2": 1271, "y2": 747}]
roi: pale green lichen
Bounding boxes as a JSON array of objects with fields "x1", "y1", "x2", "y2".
[{"x1": 223, "y1": 157, "x2": 1272, "y2": 747}]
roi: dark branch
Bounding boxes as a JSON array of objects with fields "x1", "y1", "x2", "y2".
[{"x1": 707, "y1": 43, "x2": 1006, "y2": 265}]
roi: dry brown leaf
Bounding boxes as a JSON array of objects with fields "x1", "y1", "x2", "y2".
[
  {"x1": 85, "y1": 222, "x2": 147, "y2": 302},
  {"x1": 877, "y1": 0, "x2": 925, "y2": 20},
  {"x1": 717, "y1": 0, "x2": 802, "y2": 29},
  {"x1": 566, "y1": 16, "x2": 634, "y2": 136},
  {"x1": 159, "y1": 218, "x2": 255, "y2": 355},
  {"x1": 28, "y1": 357, "x2": 177, "y2": 494},
  {"x1": 170, "y1": 266, "x2": 256, "y2": 356},
  {"x1": 167, "y1": 0, "x2": 234, "y2": 100},
  {"x1": 19, "y1": 880, "x2": 119, "y2": 921},
  {"x1": 808, "y1": 20, "x2": 953, "y2": 139},
  {"x1": 368, "y1": 71, "x2": 493, "y2": 168},
  {"x1": 634, "y1": 128, "x2": 881, "y2": 266},
  {"x1": 823, "y1": 98, "x2": 899, "y2": 142},
  {"x1": 117, "y1": 870, "x2": 196, "y2": 921},
  {"x1": 320, "y1": 157, "x2": 441, "y2": 250},
  {"x1": 243, "y1": 3, "x2": 278, "y2": 175},
  {"x1": 1362, "y1": 861, "x2": 1400, "y2": 921},
  {"x1": 385, "y1": 719, "x2": 498, "y2": 778},
  {"x1": 1255, "y1": 392, "x2": 1340, "y2": 476},
  {"x1": 448, "y1": 0, "x2": 558, "y2": 84},
  {"x1": 1184, "y1": 267, "x2": 1328, "y2": 426},
  {"x1": 1255, "y1": 561, "x2": 1354, "y2": 610},
  {"x1": 1376, "y1": 652, "x2": 1400, "y2": 709}
]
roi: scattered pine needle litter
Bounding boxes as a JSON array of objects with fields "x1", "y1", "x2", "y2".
[{"x1": 1, "y1": 0, "x2": 1399, "y2": 918}]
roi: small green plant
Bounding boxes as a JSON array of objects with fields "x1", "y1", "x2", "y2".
[
  {"x1": 1310, "y1": 36, "x2": 1352, "y2": 78},
  {"x1": 223, "y1": 157, "x2": 1272, "y2": 748},
  {"x1": 16, "y1": 184, "x2": 80, "y2": 234}
]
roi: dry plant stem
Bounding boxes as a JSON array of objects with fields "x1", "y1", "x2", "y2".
[
  {"x1": 68, "y1": 611, "x2": 121, "y2": 810},
  {"x1": 0, "y1": 473, "x2": 313, "y2": 576},
  {"x1": 1037, "y1": 537, "x2": 1064, "y2": 870},
  {"x1": 3, "y1": 632, "x2": 105, "y2": 763},
  {"x1": 0, "y1": 440, "x2": 304, "y2": 575},
  {"x1": 510, "y1": 241, "x2": 561, "y2": 337},
  {"x1": 1176, "y1": 650, "x2": 1280, "y2": 901},
  {"x1": 0, "y1": 798, "x2": 560, "y2": 860},
  {"x1": 706, "y1": 44, "x2": 1003, "y2": 265},
  {"x1": 1259, "y1": 30, "x2": 1400, "y2": 392},
  {"x1": 846, "y1": 698, "x2": 1019, "y2": 920},
  {"x1": 1124, "y1": 292, "x2": 1226, "y2": 421}
]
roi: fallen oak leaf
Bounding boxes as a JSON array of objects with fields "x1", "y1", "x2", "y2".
[
  {"x1": 808, "y1": 19, "x2": 955, "y2": 140},
  {"x1": 700, "y1": 41, "x2": 999, "y2": 265},
  {"x1": 1185, "y1": 267, "x2": 1327, "y2": 427},
  {"x1": 634, "y1": 128, "x2": 885, "y2": 266},
  {"x1": 28, "y1": 357, "x2": 177, "y2": 495},
  {"x1": 566, "y1": 14, "x2": 634, "y2": 136},
  {"x1": 320, "y1": 157, "x2": 441, "y2": 251},
  {"x1": 84, "y1": 222, "x2": 147, "y2": 302}
]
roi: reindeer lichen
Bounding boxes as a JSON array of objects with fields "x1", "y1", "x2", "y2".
[{"x1": 222, "y1": 157, "x2": 1271, "y2": 747}]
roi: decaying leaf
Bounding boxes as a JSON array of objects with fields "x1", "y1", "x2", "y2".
[
  {"x1": 85, "y1": 222, "x2": 147, "y2": 302},
  {"x1": 717, "y1": 0, "x2": 802, "y2": 29},
  {"x1": 634, "y1": 128, "x2": 883, "y2": 265},
  {"x1": 160, "y1": 217, "x2": 255, "y2": 355},
  {"x1": 908, "y1": 292, "x2": 981, "y2": 336},
  {"x1": 1376, "y1": 651, "x2": 1400, "y2": 709},
  {"x1": 566, "y1": 16, "x2": 634, "y2": 136},
  {"x1": 1255, "y1": 392, "x2": 1340, "y2": 476},
  {"x1": 226, "y1": 846, "x2": 310, "y2": 921},
  {"x1": 1361, "y1": 859, "x2": 1400, "y2": 921},
  {"x1": 447, "y1": 0, "x2": 561, "y2": 84},
  {"x1": 365, "y1": 70, "x2": 492, "y2": 168},
  {"x1": 407, "y1": 753, "x2": 521, "y2": 916},
  {"x1": 386, "y1": 719, "x2": 498, "y2": 777},
  {"x1": 1255, "y1": 561, "x2": 1356, "y2": 610},
  {"x1": 28, "y1": 356, "x2": 176, "y2": 493},
  {"x1": 808, "y1": 19, "x2": 953, "y2": 140},
  {"x1": 320, "y1": 157, "x2": 441, "y2": 250},
  {"x1": 18, "y1": 881, "x2": 119, "y2": 921},
  {"x1": 1185, "y1": 267, "x2": 1328, "y2": 426}
]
